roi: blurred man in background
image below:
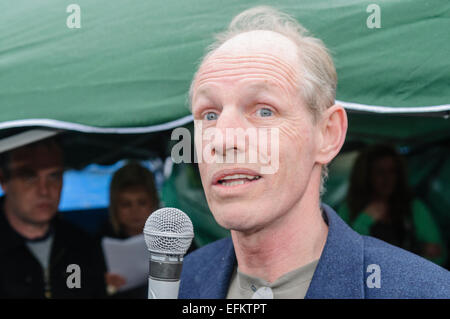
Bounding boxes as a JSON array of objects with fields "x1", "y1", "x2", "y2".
[{"x1": 0, "y1": 137, "x2": 106, "y2": 298}]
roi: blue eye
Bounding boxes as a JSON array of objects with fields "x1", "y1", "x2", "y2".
[
  {"x1": 256, "y1": 108, "x2": 273, "y2": 117},
  {"x1": 204, "y1": 112, "x2": 218, "y2": 121}
]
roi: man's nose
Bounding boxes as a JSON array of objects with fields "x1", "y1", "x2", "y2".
[
  {"x1": 37, "y1": 177, "x2": 51, "y2": 196},
  {"x1": 212, "y1": 108, "x2": 247, "y2": 157}
]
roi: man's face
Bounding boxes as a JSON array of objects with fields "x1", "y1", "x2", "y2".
[
  {"x1": 191, "y1": 31, "x2": 322, "y2": 233},
  {"x1": 116, "y1": 186, "x2": 155, "y2": 235},
  {"x1": 1, "y1": 144, "x2": 64, "y2": 226}
]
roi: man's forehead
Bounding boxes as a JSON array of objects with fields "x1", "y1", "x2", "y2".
[
  {"x1": 193, "y1": 30, "x2": 301, "y2": 97},
  {"x1": 10, "y1": 145, "x2": 63, "y2": 170},
  {"x1": 195, "y1": 80, "x2": 280, "y2": 98},
  {"x1": 208, "y1": 30, "x2": 299, "y2": 68}
]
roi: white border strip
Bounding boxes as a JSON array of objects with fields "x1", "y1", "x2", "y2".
[
  {"x1": 0, "y1": 115, "x2": 194, "y2": 134},
  {"x1": 0, "y1": 101, "x2": 448, "y2": 134},
  {"x1": 337, "y1": 100, "x2": 450, "y2": 114},
  {"x1": 0, "y1": 129, "x2": 59, "y2": 153}
]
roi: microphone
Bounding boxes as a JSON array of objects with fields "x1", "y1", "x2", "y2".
[{"x1": 143, "y1": 207, "x2": 194, "y2": 299}]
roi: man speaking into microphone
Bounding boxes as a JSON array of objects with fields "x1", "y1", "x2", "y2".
[{"x1": 178, "y1": 6, "x2": 450, "y2": 298}]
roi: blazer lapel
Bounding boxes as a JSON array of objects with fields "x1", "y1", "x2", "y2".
[
  {"x1": 198, "y1": 237, "x2": 236, "y2": 298},
  {"x1": 305, "y1": 204, "x2": 365, "y2": 298}
]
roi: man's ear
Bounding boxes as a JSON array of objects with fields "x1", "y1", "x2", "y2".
[{"x1": 315, "y1": 104, "x2": 348, "y2": 165}]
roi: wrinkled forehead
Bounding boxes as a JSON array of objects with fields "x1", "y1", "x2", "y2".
[
  {"x1": 9, "y1": 144, "x2": 63, "y2": 171},
  {"x1": 214, "y1": 30, "x2": 299, "y2": 62},
  {"x1": 193, "y1": 30, "x2": 301, "y2": 95}
]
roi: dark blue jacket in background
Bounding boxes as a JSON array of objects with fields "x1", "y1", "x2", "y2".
[{"x1": 179, "y1": 204, "x2": 450, "y2": 298}]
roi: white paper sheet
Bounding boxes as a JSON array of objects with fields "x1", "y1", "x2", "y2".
[{"x1": 102, "y1": 234, "x2": 148, "y2": 291}]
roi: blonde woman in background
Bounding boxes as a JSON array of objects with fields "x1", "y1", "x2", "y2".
[{"x1": 100, "y1": 161, "x2": 159, "y2": 298}]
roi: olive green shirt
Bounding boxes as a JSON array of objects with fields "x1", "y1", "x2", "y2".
[{"x1": 226, "y1": 259, "x2": 319, "y2": 299}]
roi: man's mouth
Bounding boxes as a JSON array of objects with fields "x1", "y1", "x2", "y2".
[
  {"x1": 35, "y1": 203, "x2": 53, "y2": 210},
  {"x1": 218, "y1": 174, "x2": 261, "y2": 186},
  {"x1": 213, "y1": 169, "x2": 262, "y2": 187}
]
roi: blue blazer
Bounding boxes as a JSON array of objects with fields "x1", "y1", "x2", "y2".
[{"x1": 179, "y1": 204, "x2": 450, "y2": 298}]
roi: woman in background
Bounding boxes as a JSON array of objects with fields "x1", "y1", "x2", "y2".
[
  {"x1": 100, "y1": 161, "x2": 159, "y2": 298},
  {"x1": 338, "y1": 144, "x2": 446, "y2": 266}
]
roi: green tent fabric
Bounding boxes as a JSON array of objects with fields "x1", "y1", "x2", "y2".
[{"x1": 1, "y1": 0, "x2": 449, "y2": 136}]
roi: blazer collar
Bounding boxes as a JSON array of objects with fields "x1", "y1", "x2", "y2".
[
  {"x1": 196, "y1": 238, "x2": 235, "y2": 298},
  {"x1": 199, "y1": 203, "x2": 365, "y2": 299},
  {"x1": 305, "y1": 204, "x2": 365, "y2": 298}
]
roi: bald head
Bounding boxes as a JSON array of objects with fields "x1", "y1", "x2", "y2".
[
  {"x1": 192, "y1": 30, "x2": 303, "y2": 112},
  {"x1": 212, "y1": 30, "x2": 299, "y2": 64}
]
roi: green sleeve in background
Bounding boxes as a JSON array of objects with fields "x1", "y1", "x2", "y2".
[
  {"x1": 412, "y1": 200, "x2": 442, "y2": 243},
  {"x1": 351, "y1": 212, "x2": 375, "y2": 236},
  {"x1": 336, "y1": 200, "x2": 447, "y2": 266},
  {"x1": 336, "y1": 203, "x2": 351, "y2": 224},
  {"x1": 336, "y1": 203, "x2": 375, "y2": 236},
  {"x1": 411, "y1": 199, "x2": 446, "y2": 266}
]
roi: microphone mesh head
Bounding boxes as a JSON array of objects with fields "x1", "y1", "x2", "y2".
[{"x1": 143, "y1": 207, "x2": 194, "y2": 255}]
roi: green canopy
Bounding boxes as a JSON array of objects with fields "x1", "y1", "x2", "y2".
[
  {"x1": 1, "y1": 0, "x2": 449, "y2": 138},
  {"x1": 1, "y1": 0, "x2": 449, "y2": 254}
]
